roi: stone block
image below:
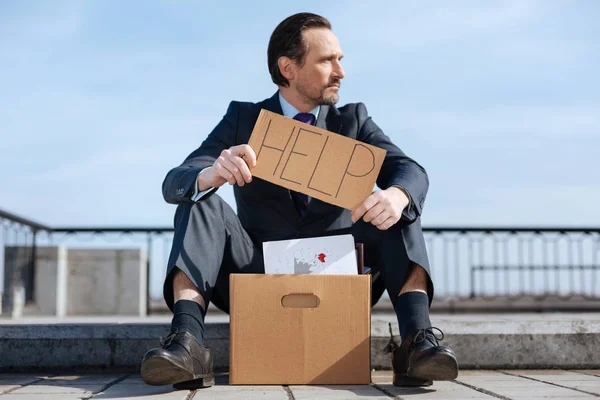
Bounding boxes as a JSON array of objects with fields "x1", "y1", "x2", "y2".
[
  {"x1": 66, "y1": 249, "x2": 147, "y2": 316},
  {"x1": 3, "y1": 246, "x2": 147, "y2": 317}
]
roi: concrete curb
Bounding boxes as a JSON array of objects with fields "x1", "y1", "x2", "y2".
[{"x1": 1, "y1": 314, "x2": 599, "y2": 371}]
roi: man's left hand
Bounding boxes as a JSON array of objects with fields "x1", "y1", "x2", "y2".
[{"x1": 351, "y1": 187, "x2": 410, "y2": 230}]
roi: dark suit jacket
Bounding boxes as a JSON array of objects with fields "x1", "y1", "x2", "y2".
[{"x1": 162, "y1": 92, "x2": 430, "y2": 271}]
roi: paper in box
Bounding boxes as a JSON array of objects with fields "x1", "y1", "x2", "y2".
[
  {"x1": 229, "y1": 273, "x2": 371, "y2": 385},
  {"x1": 262, "y1": 234, "x2": 358, "y2": 275}
]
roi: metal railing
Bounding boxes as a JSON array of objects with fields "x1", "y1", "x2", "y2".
[
  {"x1": 1, "y1": 208, "x2": 599, "y2": 316},
  {"x1": 425, "y1": 227, "x2": 600, "y2": 300},
  {"x1": 0, "y1": 209, "x2": 175, "y2": 317},
  {"x1": 0, "y1": 209, "x2": 49, "y2": 316}
]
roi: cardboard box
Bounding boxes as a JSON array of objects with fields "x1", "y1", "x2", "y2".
[{"x1": 229, "y1": 274, "x2": 371, "y2": 385}]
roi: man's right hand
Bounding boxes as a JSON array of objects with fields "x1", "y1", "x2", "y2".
[{"x1": 197, "y1": 144, "x2": 257, "y2": 191}]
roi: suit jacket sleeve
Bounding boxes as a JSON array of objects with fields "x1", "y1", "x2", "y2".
[
  {"x1": 356, "y1": 102, "x2": 429, "y2": 223},
  {"x1": 162, "y1": 101, "x2": 239, "y2": 204}
]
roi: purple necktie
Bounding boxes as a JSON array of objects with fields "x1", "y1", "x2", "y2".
[
  {"x1": 291, "y1": 113, "x2": 315, "y2": 216},
  {"x1": 293, "y1": 112, "x2": 315, "y2": 125}
]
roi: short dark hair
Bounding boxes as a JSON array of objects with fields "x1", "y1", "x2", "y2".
[{"x1": 268, "y1": 13, "x2": 332, "y2": 87}]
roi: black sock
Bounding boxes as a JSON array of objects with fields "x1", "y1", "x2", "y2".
[
  {"x1": 394, "y1": 292, "x2": 431, "y2": 341},
  {"x1": 171, "y1": 300, "x2": 206, "y2": 345}
]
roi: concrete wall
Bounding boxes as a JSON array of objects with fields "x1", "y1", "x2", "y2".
[
  {"x1": 2, "y1": 246, "x2": 147, "y2": 317},
  {"x1": 32, "y1": 246, "x2": 63, "y2": 316},
  {"x1": 67, "y1": 249, "x2": 147, "y2": 316}
]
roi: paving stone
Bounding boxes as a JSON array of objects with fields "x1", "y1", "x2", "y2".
[
  {"x1": 370, "y1": 371, "x2": 497, "y2": 399},
  {"x1": 483, "y1": 389, "x2": 594, "y2": 399},
  {"x1": 0, "y1": 375, "x2": 45, "y2": 388},
  {"x1": 457, "y1": 371, "x2": 596, "y2": 399},
  {"x1": 92, "y1": 383, "x2": 188, "y2": 399},
  {"x1": 456, "y1": 370, "x2": 520, "y2": 380},
  {"x1": 506, "y1": 370, "x2": 600, "y2": 381},
  {"x1": 113, "y1": 373, "x2": 288, "y2": 400},
  {"x1": 378, "y1": 382, "x2": 497, "y2": 399},
  {"x1": 503, "y1": 370, "x2": 600, "y2": 395},
  {"x1": 112, "y1": 378, "x2": 148, "y2": 385},
  {"x1": 190, "y1": 386, "x2": 289, "y2": 399},
  {"x1": 0, "y1": 373, "x2": 128, "y2": 397},
  {"x1": 0, "y1": 395, "x2": 89, "y2": 400},
  {"x1": 44, "y1": 373, "x2": 127, "y2": 385},
  {"x1": 0, "y1": 385, "x2": 21, "y2": 395},
  {"x1": 289, "y1": 384, "x2": 389, "y2": 399},
  {"x1": 113, "y1": 373, "x2": 146, "y2": 384},
  {"x1": 9, "y1": 384, "x2": 104, "y2": 395},
  {"x1": 3, "y1": 371, "x2": 600, "y2": 399}
]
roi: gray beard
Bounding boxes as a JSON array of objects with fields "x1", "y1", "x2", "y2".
[{"x1": 295, "y1": 81, "x2": 339, "y2": 106}]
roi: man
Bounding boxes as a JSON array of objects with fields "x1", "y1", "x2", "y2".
[{"x1": 141, "y1": 12, "x2": 458, "y2": 389}]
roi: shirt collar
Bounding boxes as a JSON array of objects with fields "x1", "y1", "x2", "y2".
[{"x1": 278, "y1": 92, "x2": 320, "y2": 121}]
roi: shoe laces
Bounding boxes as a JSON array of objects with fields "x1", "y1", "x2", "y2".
[
  {"x1": 412, "y1": 327, "x2": 444, "y2": 348},
  {"x1": 385, "y1": 322, "x2": 399, "y2": 353},
  {"x1": 160, "y1": 329, "x2": 187, "y2": 348}
]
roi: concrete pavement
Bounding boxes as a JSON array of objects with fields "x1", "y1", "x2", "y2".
[{"x1": 2, "y1": 370, "x2": 600, "y2": 399}]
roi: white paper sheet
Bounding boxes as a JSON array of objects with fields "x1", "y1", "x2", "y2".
[{"x1": 263, "y1": 234, "x2": 358, "y2": 275}]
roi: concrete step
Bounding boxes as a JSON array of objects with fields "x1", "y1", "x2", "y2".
[{"x1": 1, "y1": 313, "x2": 599, "y2": 371}]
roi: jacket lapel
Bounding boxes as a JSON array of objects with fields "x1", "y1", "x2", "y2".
[
  {"x1": 322, "y1": 104, "x2": 352, "y2": 137},
  {"x1": 315, "y1": 105, "x2": 329, "y2": 130}
]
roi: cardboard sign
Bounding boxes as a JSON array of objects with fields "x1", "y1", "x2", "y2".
[{"x1": 248, "y1": 109, "x2": 386, "y2": 210}]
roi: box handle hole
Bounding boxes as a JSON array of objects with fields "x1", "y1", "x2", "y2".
[{"x1": 281, "y1": 293, "x2": 320, "y2": 308}]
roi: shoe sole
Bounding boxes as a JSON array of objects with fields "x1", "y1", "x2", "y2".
[
  {"x1": 140, "y1": 355, "x2": 214, "y2": 388},
  {"x1": 392, "y1": 373, "x2": 433, "y2": 387},
  {"x1": 407, "y1": 349, "x2": 459, "y2": 381},
  {"x1": 173, "y1": 376, "x2": 216, "y2": 390}
]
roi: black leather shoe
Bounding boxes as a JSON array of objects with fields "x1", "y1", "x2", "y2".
[
  {"x1": 392, "y1": 327, "x2": 458, "y2": 386},
  {"x1": 141, "y1": 329, "x2": 214, "y2": 389}
]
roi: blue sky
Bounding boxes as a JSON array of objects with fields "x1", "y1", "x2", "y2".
[{"x1": 1, "y1": 1, "x2": 599, "y2": 228}]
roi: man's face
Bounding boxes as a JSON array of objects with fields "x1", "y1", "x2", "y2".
[{"x1": 293, "y1": 28, "x2": 345, "y2": 106}]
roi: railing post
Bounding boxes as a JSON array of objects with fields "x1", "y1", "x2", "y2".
[
  {"x1": 27, "y1": 230, "x2": 37, "y2": 303},
  {"x1": 146, "y1": 233, "x2": 152, "y2": 316},
  {"x1": 9, "y1": 245, "x2": 26, "y2": 318},
  {"x1": 470, "y1": 267, "x2": 475, "y2": 299},
  {"x1": 55, "y1": 246, "x2": 68, "y2": 318}
]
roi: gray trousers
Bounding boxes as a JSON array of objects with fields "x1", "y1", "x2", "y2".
[{"x1": 163, "y1": 194, "x2": 432, "y2": 313}]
